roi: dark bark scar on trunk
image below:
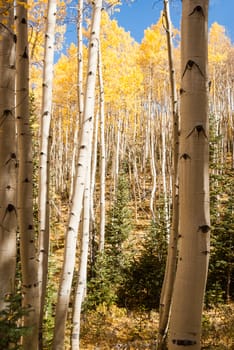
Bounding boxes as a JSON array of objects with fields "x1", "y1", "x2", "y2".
[
  {"x1": 189, "y1": 5, "x2": 205, "y2": 17},
  {"x1": 180, "y1": 153, "x2": 191, "y2": 160},
  {"x1": 182, "y1": 60, "x2": 205, "y2": 79},
  {"x1": 186, "y1": 125, "x2": 208, "y2": 139},
  {"x1": 172, "y1": 339, "x2": 197, "y2": 346},
  {"x1": 198, "y1": 225, "x2": 210, "y2": 233}
]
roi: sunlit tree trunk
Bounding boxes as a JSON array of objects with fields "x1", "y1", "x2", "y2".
[
  {"x1": 52, "y1": 1, "x2": 103, "y2": 348},
  {"x1": 149, "y1": 111, "x2": 157, "y2": 220},
  {"x1": 71, "y1": 131, "x2": 93, "y2": 350},
  {"x1": 158, "y1": 0, "x2": 179, "y2": 347},
  {"x1": 70, "y1": 0, "x2": 84, "y2": 199},
  {"x1": 161, "y1": 111, "x2": 169, "y2": 231},
  {"x1": 77, "y1": 0, "x2": 84, "y2": 125},
  {"x1": 15, "y1": 2, "x2": 40, "y2": 348},
  {"x1": 113, "y1": 117, "x2": 121, "y2": 196},
  {"x1": 90, "y1": 110, "x2": 98, "y2": 234},
  {"x1": 168, "y1": 1, "x2": 210, "y2": 349},
  {"x1": 0, "y1": 1, "x2": 17, "y2": 311},
  {"x1": 98, "y1": 46, "x2": 106, "y2": 252},
  {"x1": 38, "y1": 0, "x2": 56, "y2": 346}
]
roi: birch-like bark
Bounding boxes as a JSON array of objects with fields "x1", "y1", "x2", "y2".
[
  {"x1": 90, "y1": 110, "x2": 98, "y2": 231},
  {"x1": 161, "y1": 112, "x2": 169, "y2": 231},
  {"x1": 70, "y1": 0, "x2": 84, "y2": 199},
  {"x1": 0, "y1": 2, "x2": 17, "y2": 311},
  {"x1": 113, "y1": 117, "x2": 121, "y2": 196},
  {"x1": 77, "y1": 0, "x2": 84, "y2": 125},
  {"x1": 71, "y1": 134, "x2": 93, "y2": 350},
  {"x1": 157, "y1": 1, "x2": 179, "y2": 347},
  {"x1": 149, "y1": 110, "x2": 157, "y2": 221},
  {"x1": 38, "y1": 0, "x2": 56, "y2": 346},
  {"x1": 98, "y1": 46, "x2": 106, "y2": 252},
  {"x1": 168, "y1": 2, "x2": 210, "y2": 349},
  {"x1": 52, "y1": 1, "x2": 103, "y2": 348},
  {"x1": 15, "y1": 2, "x2": 40, "y2": 348}
]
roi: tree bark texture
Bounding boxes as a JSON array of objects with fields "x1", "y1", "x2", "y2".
[
  {"x1": 15, "y1": 2, "x2": 40, "y2": 348},
  {"x1": 38, "y1": 0, "x2": 57, "y2": 346},
  {"x1": 0, "y1": 3, "x2": 17, "y2": 311},
  {"x1": 71, "y1": 157, "x2": 92, "y2": 349},
  {"x1": 52, "y1": 1, "x2": 103, "y2": 348},
  {"x1": 158, "y1": 0, "x2": 179, "y2": 347},
  {"x1": 168, "y1": 1, "x2": 210, "y2": 349},
  {"x1": 98, "y1": 46, "x2": 106, "y2": 252}
]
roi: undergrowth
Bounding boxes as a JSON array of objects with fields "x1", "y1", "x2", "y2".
[{"x1": 79, "y1": 303, "x2": 234, "y2": 350}]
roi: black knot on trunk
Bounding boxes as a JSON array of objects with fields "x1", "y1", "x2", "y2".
[
  {"x1": 7, "y1": 204, "x2": 15, "y2": 212},
  {"x1": 198, "y1": 225, "x2": 210, "y2": 233}
]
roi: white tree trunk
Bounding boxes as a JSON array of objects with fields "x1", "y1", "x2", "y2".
[
  {"x1": 168, "y1": 1, "x2": 210, "y2": 349},
  {"x1": 0, "y1": 3, "x2": 17, "y2": 311},
  {"x1": 98, "y1": 46, "x2": 106, "y2": 252},
  {"x1": 90, "y1": 110, "x2": 98, "y2": 231},
  {"x1": 161, "y1": 111, "x2": 169, "y2": 231},
  {"x1": 15, "y1": 2, "x2": 40, "y2": 348},
  {"x1": 149, "y1": 112, "x2": 157, "y2": 220},
  {"x1": 52, "y1": 1, "x2": 103, "y2": 348},
  {"x1": 71, "y1": 146, "x2": 92, "y2": 350},
  {"x1": 70, "y1": 0, "x2": 84, "y2": 199},
  {"x1": 38, "y1": 0, "x2": 56, "y2": 346},
  {"x1": 158, "y1": 1, "x2": 179, "y2": 346},
  {"x1": 113, "y1": 117, "x2": 121, "y2": 195}
]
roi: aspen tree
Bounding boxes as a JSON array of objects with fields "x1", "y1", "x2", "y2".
[
  {"x1": 71, "y1": 123, "x2": 93, "y2": 350},
  {"x1": 77, "y1": 0, "x2": 84, "y2": 125},
  {"x1": 98, "y1": 45, "x2": 106, "y2": 252},
  {"x1": 158, "y1": 0, "x2": 179, "y2": 347},
  {"x1": 149, "y1": 111, "x2": 157, "y2": 220},
  {"x1": 15, "y1": 1, "x2": 40, "y2": 348},
  {"x1": 168, "y1": 1, "x2": 210, "y2": 348},
  {"x1": 38, "y1": 0, "x2": 56, "y2": 346},
  {"x1": 90, "y1": 111, "x2": 98, "y2": 238},
  {"x1": 70, "y1": 0, "x2": 84, "y2": 199},
  {"x1": 112, "y1": 117, "x2": 121, "y2": 196},
  {"x1": 52, "y1": 1, "x2": 103, "y2": 348},
  {"x1": 161, "y1": 111, "x2": 170, "y2": 232},
  {"x1": 0, "y1": 1, "x2": 17, "y2": 311}
]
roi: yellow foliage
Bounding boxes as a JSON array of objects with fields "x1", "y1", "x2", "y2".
[
  {"x1": 139, "y1": 13, "x2": 168, "y2": 69},
  {"x1": 80, "y1": 304, "x2": 159, "y2": 349},
  {"x1": 28, "y1": 0, "x2": 66, "y2": 62},
  {"x1": 208, "y1": 22, "x2": 233, "y2": 98},
  {"x1": 100, "y1": 11, "x2": 143, "y2": 120},
  {"x1": 209, "y1": 22, "x2": 232, "y2": 64}
]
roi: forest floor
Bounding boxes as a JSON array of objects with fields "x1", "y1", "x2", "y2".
[{"x1": 79, "y1": 303, "x2": 234, "y2": 350}]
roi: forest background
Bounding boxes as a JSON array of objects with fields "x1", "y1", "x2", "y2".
[{"x1": 0, "y1": 0, "x2": 233, "y2": 349}]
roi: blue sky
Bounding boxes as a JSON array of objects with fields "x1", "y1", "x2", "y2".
[
  {"x1": 113, "y1": 0, "x2": 234, "y2": 43},
  {"x1": 62, "y1": 0, "x2": 233, "y2": 60}
]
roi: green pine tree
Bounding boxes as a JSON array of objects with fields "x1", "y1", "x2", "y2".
[
  {"x1": 118, "y1": 206, "x2": 168, "y2": 311},
  {"x1": 85, "y1": 172, "x2": 133, "y2": 309},
  {"x1": 205, "y1": 114, "x2": 234, "y2": 306}
]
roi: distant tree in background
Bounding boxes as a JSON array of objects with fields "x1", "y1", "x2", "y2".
[
  {"x1": 206, "y1": 116, "x2": 234, "y2": 306},
  {"x1": 118, "y1": 209, "x2": 168, "y2": 311},
  {"x1": 86, "y1": 171, "x2": 132, "y2": 309},
  {"x1": 52, "y1": 1, "x2": 103, "y2": 348}
]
